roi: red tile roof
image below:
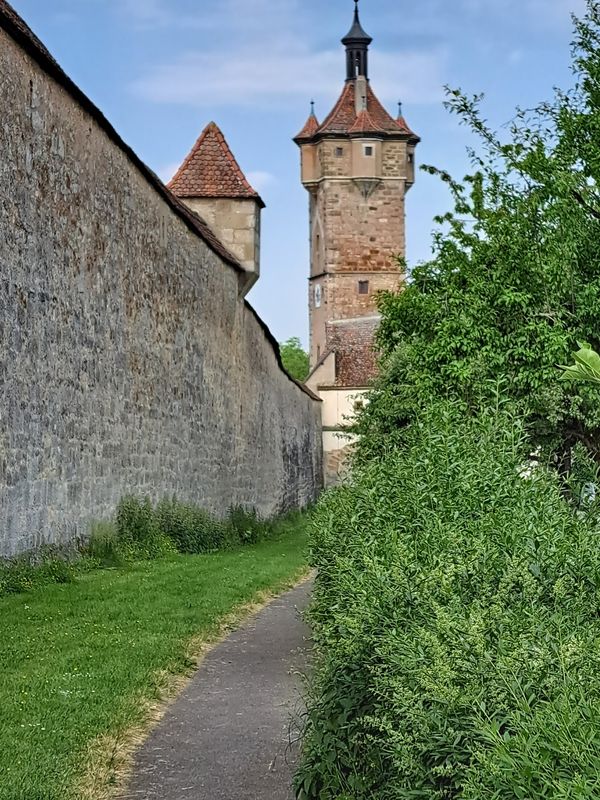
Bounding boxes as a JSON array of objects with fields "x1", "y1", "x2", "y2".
[
  {"x1": 348, "y1": 109, "x2": 383, "y2": 135},
  {"x1": 396, "y1": 113, "x2": 419, "y2": 139},
  {"x1": 325, "y1": 317, "x2": 380, "y2": 388},
  {"x1": 317, "y1": 82, "x2": 357, "y2": 135},
  {"x1": 169, "y1": 122, "x2": 264, "y2": 207},
  {"x1": 297, "y1": 80, "x2": 420, "y2": 143},
  {"x1": 294, "y1": 112, "x2": 320, "y2": 142}
]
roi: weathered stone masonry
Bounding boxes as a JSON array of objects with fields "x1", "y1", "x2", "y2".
[{"x1": 0, "y1": 4, "x2": 323, "y2": 557}]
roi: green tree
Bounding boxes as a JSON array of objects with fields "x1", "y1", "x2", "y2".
[
  {"x1": 356, "y1": 1, "x2": 600, "y2": 471},
  {"x1": 279, "y1": 337, "x2": 310, "y2": 382}
]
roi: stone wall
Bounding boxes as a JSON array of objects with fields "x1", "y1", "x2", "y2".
[{"x1": 0, "y1": 8, "x2": 322, "y2": 557}]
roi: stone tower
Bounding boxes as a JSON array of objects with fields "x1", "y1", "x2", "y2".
[
  {"x1": 294, "y1": 1, "x2": 420, "y2": 484},
  {"x1": 169, "y1": 122, "x2": 264, "y2": 295}
]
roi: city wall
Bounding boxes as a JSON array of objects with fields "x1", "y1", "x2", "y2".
[{"x1": 0, "y1": 3, "x2": 322, "y2": 556}]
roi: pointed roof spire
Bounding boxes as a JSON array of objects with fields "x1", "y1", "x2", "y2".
[
  {"x1": 342, "y1": 0, "x2": 372, "y2": 80},
  {"x1": 168, "y1": 122, "x2": 264, "y2": 207},
  {"x1": 342, "y1": 0, "x2": 373, "y2": 45},
  {"x1": 294, "y1": 100, "x2": 320, "y2": 143}
]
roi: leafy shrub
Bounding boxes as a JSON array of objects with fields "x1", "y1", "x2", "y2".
[
  {"x1": 297, "y1": 403, "x2": 600, "y2": 799},
  {"x1": 156, "y1": 497, "x2": 229, "y2": 554},
  {"x1": 115, "y1": 495, "x2": 176, "y2": 560},
  {"x1": 227, "y1": 505, "x2": 271, "y2": 545},
  {"x1": 0, "y1": 551, "x2": 75, "y2": 597},
  {"x1": 115, "y1": 496, "x2": 276, "y2": 555}
]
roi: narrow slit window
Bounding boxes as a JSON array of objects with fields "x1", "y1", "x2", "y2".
[{"x1": 358, "y1": 280, "x2": 369, "y2": 295}]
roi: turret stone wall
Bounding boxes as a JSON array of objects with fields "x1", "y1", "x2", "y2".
[{"x1": 0, "y1": 8, "x2": 322, "y2": 557}]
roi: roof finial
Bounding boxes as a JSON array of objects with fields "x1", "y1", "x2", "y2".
[
  {"x1": 310, "y1": 99, "x2": 315, "y2": 116},
  {"x1": 398, "y1": 100, "x2": 403, "y2": 117}
]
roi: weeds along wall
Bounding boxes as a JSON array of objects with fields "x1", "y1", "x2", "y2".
[{"x1": 0, "y1": 7, "x2": 323, "y2": 557}]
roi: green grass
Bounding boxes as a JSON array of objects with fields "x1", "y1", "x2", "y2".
[{"x1": 0, "y1": 521, "x2": 309, "y2": 800}]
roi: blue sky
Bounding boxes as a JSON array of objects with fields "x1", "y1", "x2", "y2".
[{"x1": 14, "y1": 0, "x2": 586, "y2": 346}]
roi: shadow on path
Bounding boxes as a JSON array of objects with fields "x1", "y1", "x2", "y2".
[{"x1": 123, "y1": 579, "x2": 312, "y2": 800}]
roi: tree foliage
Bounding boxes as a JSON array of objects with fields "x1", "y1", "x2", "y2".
[
  {"x1": 280, "y1": 336, "x2": 310, "y2": 382},
  {"x1": 357, "y1": 1, "x2": 600, "y2": 469}
]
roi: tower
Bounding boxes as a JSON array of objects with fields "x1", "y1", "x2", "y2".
[
  {"x1": 294, "y1": 1, "x2": 420, "y2": 484},
  {"x1": 169, "y1": 122, "x2": 264, "y2": 295}
]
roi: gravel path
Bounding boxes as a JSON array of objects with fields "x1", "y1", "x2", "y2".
[{"x1": 123, "y1": 579, "x2": 312, "y2": 800}]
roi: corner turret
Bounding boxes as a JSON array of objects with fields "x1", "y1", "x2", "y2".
[{"x1": 169, "y1": 122, "x2": 264, "y2": 295}]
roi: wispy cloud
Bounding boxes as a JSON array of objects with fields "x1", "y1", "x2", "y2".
[
  {"x1": 122, "y1": 0, "x2": 581, "y2": 111},
  {"x1": 132, "y1": 44, "x2": 446, "y2": 109}
]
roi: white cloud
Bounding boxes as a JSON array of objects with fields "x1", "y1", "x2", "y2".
[{"x1": 132, "y1": 44, "x2": 446, "y2": 109}]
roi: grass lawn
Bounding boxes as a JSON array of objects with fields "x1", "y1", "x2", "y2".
[{"x1": 0, "y1": 523, "x2": 309, "y2": 800}]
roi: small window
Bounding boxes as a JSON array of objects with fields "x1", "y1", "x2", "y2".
[
  {"x1": 335, "y1": 147, "x2": 344, "y2": 157},
  {"x1": 314, "y1": 284, "x2": 322, "y2": 308},
  {"x1": 364, "y1": 146, "x2": 374, "y2": 157},
  {"x1": 408, "y1": 153, "x2": 414, "y2": 164},
  {"x1": 354, "y1": 400, "x2": 364, "y2": 413},
  {"x1": 317, "y1": 345, "x2": 321, "y2": 360},
  {"x1": 358, "y1": 280, "x2": 369, "y2": 295}
]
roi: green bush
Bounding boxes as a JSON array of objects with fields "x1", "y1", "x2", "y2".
[
  {"x1": 0, "y1": 550, "x2": 75, "y2": 597},
  {"x1": 0, "y1": 497, "x2": 294, "y2": 596},
  {"x1": 115, "y1": 495, "x2": 176, "y2": 560},
  {"x1": 227, "y1": 505, "x2": 271, "y2": 545},
  {"x1": 156, "y1": 497, "x2": 229, "y2": 554},
  {"x1": 297, "y1": 403, "x2": 600, "y2": 799}
]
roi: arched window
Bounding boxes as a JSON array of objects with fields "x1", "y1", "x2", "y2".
[{"x1": 314, "y1": 284, "x2": 322, "y2": 308}]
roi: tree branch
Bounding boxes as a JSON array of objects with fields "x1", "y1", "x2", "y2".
[{"x1": 572, "y1": 190, "x2": 600, "y2": 221}]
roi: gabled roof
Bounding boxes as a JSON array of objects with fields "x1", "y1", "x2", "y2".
[
  {"x1": 168, "y1": 122, "x2": 265, "y2": 207},
  {"x1": 348, "y1": 109, "x2": 383, "y2": 135}
]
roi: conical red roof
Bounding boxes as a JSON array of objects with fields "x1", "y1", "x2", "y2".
[
  {"x1": 168, "y1": 122, "x2": 264, "y2": 206},
  {"x1": 295, "y1": 112, "x2": 320, "y2": 142},
  {"x1": 396, "y1": 113, "x2": 418, "y2": 139}
]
